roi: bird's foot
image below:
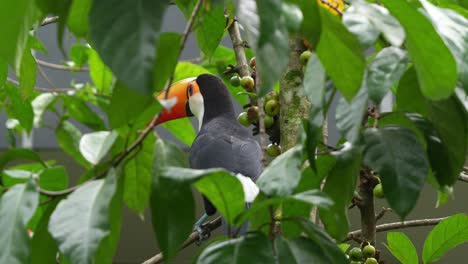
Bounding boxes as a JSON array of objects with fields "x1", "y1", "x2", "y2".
[{"x1": 194, "y1": 224, "x2": 211, "y2": 245}]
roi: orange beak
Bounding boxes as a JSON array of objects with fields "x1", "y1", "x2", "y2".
[{"x1": 155, "y1": 78, "x2": 200, "y2": 125}]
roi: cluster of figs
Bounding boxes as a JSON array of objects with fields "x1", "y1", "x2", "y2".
[
  {"x1": 229, "y1": 57, "x2": 282, "y2": 157},
  {"x1": 347, "y1": 242, "x2": 379, "y2": 264}
]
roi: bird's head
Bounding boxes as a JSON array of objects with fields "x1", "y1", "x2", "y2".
[{"x1": 156, "y1": 74, "x2": 234, "y2": 128}]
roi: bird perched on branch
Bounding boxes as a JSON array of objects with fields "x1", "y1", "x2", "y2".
[{"x1": 155, "y1": 74, "x2": 261, "y2": 236}]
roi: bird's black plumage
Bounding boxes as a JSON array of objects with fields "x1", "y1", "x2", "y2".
[{"x1": 189, "y1": 74, "x2": 262, "y2": 216}]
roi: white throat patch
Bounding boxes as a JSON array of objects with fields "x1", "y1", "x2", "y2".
[{"x1": 188, "y1": 93, "x2": 204, "y2": 131}]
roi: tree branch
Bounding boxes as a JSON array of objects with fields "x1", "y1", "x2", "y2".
[
  {"x1": 142, "y1": 217, "x2": 223, "y2": 264},
  {"x1": 459, "y1": 173, "x2": 468, "y2": 183},
  {"x1": 344, "y1": 217, "x2": 446, "y2": 242},
  {"x1": 36, "y1": 59, "x2": 89, "y2": 72},
  {"x1": 227, "y1": 18, "x2": 250, "y2": 78},
  {"x1": 358, "y1": 168, "x2": 378, "y2": 244},
  {"x1": 40, "y1": 16, "x2": 59, "y2": 27},
  {"x1": 320, "y1": 0, "x2": 343, "y2": 15}
]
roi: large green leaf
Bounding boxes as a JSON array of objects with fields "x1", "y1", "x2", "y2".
[
  {"x1": 107, "y1": 81, "x2": 154, "y2": 128},
  {"x1": 153, "y1": 33, "x2": 182, "y2": 92},
  {"x1": 335, "y1": 86, "x2": 368, "y2": 143},
  {"x1": 123, "y1": 132, "x2": 155, "y2": 213},
  {"x1": 319, "y1": 147, "x2": 361, "y2": 240},
  {"x1": 79, "y1": 131, "x2": 118, "y2": 165},
  {"x1": 194, "y1": 172, "x2": 245, "y2": 225},
  {"x1": 256, "y1": 145, "x2": 302, "y2": 197},
  {"x1": 88, "y1": 48, "x2": 113, "y2": 95},
  {"x1": 151, "y1": 139, "x2": 192, "y2": 261},
  {"x1": 296, "y1": 0, "x2": 321, "y2": 48},
  {"x1": 197, "y1": 232, "x2": 275, "y2": 263},
  {"x1": 67, "y1": 0, "x2": 91, "y2": 37},
  {"x1": 378, "y1": 112, "x2": 427, "y2": 149},
  {"x1": 89, "y1": 0, "x2": 171, "y2": 95},
  {"x1": 38, "y1": 166, "x2": 68, "y2": 191},
  {"x1": 161, "y1": 118, "x2": 196, "y2": 146},
  {"x1": 0, "y1": 179, "x2": 39, "y2": 264},
  {"x1": 316, "y1": 7, "x2": 366, "y2": 101},
  {"x1": 420, "y1": 0, "x2": 468, "y2": 91},
  {"x1": 385, "y1": 232, "x2": 419, "y2": 264},
  {"x1": 49, "y1": 169, "x2": 117, "y2": 264},
  {"x1": 395, "y1": 66, "x2": 429, "y2": 116},
  {"x1": 0, "y1": 148, "x2": 46, "y2": 169},
  {"x1": 362, "y1": 126, "x2": 429, "y2": 218},
  {"x1": 62, "y1": 96, "x2": 106, "y2": 130},
  {"x1": 0, "y1": 0, "x2": 39, "y2": 70},
  {"x1": 237, "y1": 0, "x2": 289, "y2": 96},
  {"x1": 367, "y1": 47, "x2": 408, "y2": 104},
  {"x1": 30, "y1": 200, "x2": 60, "y2": 264},
  {"x1": 4, "y1": 83, "x2": 34, "y2": 132},
  {"x1": 423, "y1": 214, "x2": 468, "y2": 263},
  {"x1": 55, "y1": 120, "x2": 90, "y2": 168},
  {"x1": 343, "y1": 0, "x2": 405, "y2": 47},
  {"x1": 382, "y1": 0, "x2": 458, "y2": 100}
]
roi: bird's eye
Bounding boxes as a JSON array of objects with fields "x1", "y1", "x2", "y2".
[{"x1": 188, "y1": 85, "x2": 193, "y2": 97}]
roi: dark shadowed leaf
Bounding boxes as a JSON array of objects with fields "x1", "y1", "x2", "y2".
[
  {"x1": 382, "y1": 0, "x2": 458, "y2": 100},
  {"x1": 256, "y1": 145, "x2": 302, "y2": 197},
  {"x1": 335, "y1": 86, "x2": 368, "y2": 143},
  {"x1": 19, "y1": 45, "x2": 37, "y2": 97},
  {"x1": 153, "y1": 33, "x2": 182, "y2": 92},
  {"x1": 0, "y1": 179, "x2": 39, "y2": 264},
  {"x1": 317, "y1": 7, "x2": 365, "y2": 101},
  {"x1": 385, "y1": 232, "x2": 418, "y2": 264},
  {"x1": 89, "y1": 0, "x2": 171, "y2": 94},
  {"x1": 4, "y1": 83, "x2": 34, "y2": 132},
  {"x1": 30, "y1": 200, "x2": 60, "y2": 264},
  {"x1": 362, "y1": 126, "x2": 429, "y2": 218},
  {"x1": 395, "y1": 66, "x2": 429, "y2": 116},
  {"x1": 197, "y1": 232, "x2": 275, "y2": 263},
  {"x1": 62, "y1": 96, "x2": 106, "y2": 130},
  {"x1": 0, "y1": 148, "x2": 46, "y2": 169},
  {"x1": 423, "y1": 214, "x2": 468, "y2": 263},
  {"x1": 161, "y1": 118, "x2": 196, "y2": 146},
  {"x1": 319, "y1": 146, "x2": 361, "y2": 240},
  {"x1": 49, "y1": 169, "x2": 117, "y2": 264}
]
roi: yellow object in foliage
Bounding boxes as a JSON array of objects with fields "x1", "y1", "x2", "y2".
[{"x1": 317, "y1": 0, "x2": 345, "y2": 16}]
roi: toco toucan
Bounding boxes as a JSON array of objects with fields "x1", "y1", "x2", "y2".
[{"x1": 155, "y1": 74, "x2": 261, "y2": 235}]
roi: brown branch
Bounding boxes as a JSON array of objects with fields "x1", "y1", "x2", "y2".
[
  {"x1": 459, "y1": 173, "x2": 468, "y2": 183},
  {"x1": 375, "y1": 207, "x2": 392, "y2": 222},
  {"x1": 227, "y1": 19, "x2": 250, "y2": 78},
  {"x1": 7, "y1": 77, "x2": 75, "y2": 92},
  {"x1": 320, "y1": 0, "x2": 343, "y2": 15},
  {"x1": 142, "y1": 217, "x2": 223, "y2": 264},
  {"x1": 40, "y1": 16, "x2": 59, "y2": 27},
  {"x1": 36, "y1": 59, "x2": 89, "y2": 72},
  {"x1": 344, "y1": 217, "x2": 447, "y2": 242}
]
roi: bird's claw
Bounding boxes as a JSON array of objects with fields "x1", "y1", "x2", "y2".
[{"x1": 195, "y1": 224, "x2": 211, "y2": 245}]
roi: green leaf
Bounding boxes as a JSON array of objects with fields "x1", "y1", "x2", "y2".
[
  {"x1": 123, "y1": 132, "x2": 155, "y2": 213},
  {"x1": 30, "y1": 200, "x2": 60, "y2": 264},
  {"x1": 396, "y1": 66, "x2": 429, "y2": 116},
  {"x1": 237, "y1": 0, "x2": 289, "y2": 96},
  {"x1": 107, "y1": 81, "x2": 153, "y2": 128},
  {"x1": 79, "y1": 131, "x2": 118, "y2": 165},
  {"x1": 49, "y1": 169, "x2": 117, "y2": 264},
  {"x1": 67, "y1": 0, "x2": 91, "y2": 37},
  {"x1": 296, "y1": 0, "x2": 321, "y2": 48},
  {"x1": 62, "y1": 96, "x2": 106, "y2": 130},
  {"x1": 362, "y1": 126, "x2": 429, "y2": 218},
  {"x1": 316, "y1": 7, "x2": 366, "y2": 101},
  {"x1": 194, "y1": 172, "x2": 245, "y2": 225},
  {"x1": 89, "y1": 0, "x2": 171, "y2": 95},
  {"x1": 335, "y1": 86, "x2": 368, "y2": 143},
  {"x1": 32, "y1": 93, "x2": 56, "y2": 127},
  {"x1": 0, "y1": 0, "x2": 39, "y2": 70},
  {"x1": 382, "y1": 0, "x2": 458, "y2": 100},
  {"x1": 151, "y1": 139, "x2": 192, "y2": 261},
  {"x1": 256, "y1": 145, "x2": 302, "y2": 197},
  {"x1": 2, "y1": 170, "x2": 33, "y2": 187},
  {"x1": 55, "y1": 120, "x2": 90, "y2": 168},
  {"x1": 38, "y1": 166, "x2": 68, "y2": 191},
  {"x1": 5, "y1": 83, "x2": 34, "y2": 132},
  {"x1": 70, "y1": 44, "x2": 89, "y2": 68},
  {"x1": 0, "y1": 179, "x2": 39, "y2": 264},
  {"x1": 343, "y1": 0, "x2": 405, "y2": 47},
  {"x1": 153, "y1": 33, "x2": 182, "y2": 92},
  {"x1": 197, "y1": 232, "x2": 275, "y2": 263},
  {"x1": 0, "y1": 148, "x2": 46, "y2": 169},
  {"x1": 420, "y1": 0, "x2": 468, "y2": 91},
  {"x1": 319, "y1": 147, "x2": 361, "y2": 240},
  {"x1": 19, "y1": 46, "x2": 37, "y2": 97},
  {"x1": 88, "y1": 48, "x2": 113, "y2": 95},
  {"x1": 367, "y1": 47, "x2": 408, "y2": 104},
  {"x1": 303, "y1": 53, "x2": 326, "y2": 169},
  {"x1": 427, "y1": 97, "x2": 468, "y2": 186},
  {"x1": 423, "y1": 214, "x2": 468, "y2": 263},
  {"x1": 161, "y1": 118, "x2": 196, "y2": 146},
  {"x1": 174, "y1": 62, "x2": 210, "y2": 82},
  {"x1": 385, "y1": 232, "x2": 419, "y2": 264}
]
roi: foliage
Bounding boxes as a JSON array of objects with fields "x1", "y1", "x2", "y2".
[{"x1": 0, "y1": 0, "x2": 467, "y2": 263}]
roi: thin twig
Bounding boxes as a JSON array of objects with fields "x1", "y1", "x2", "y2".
[
  {"x1": 36, "y1": 59, "x2": 89, "y2": 72},
  {"x1": 320, "y1": 0, "x2": 343, "y2": 15},
  {"x1": 142, "y1": 217, "x2": 223, "y2": 264},
  {"x1": 459, "y1": 173, "x2": 468, "y2": 183},
  {"x1": 40, "y1": 16, "x2": 59, "y2": 27},
  {"x1": 375, "y1": 207, "x2": 392, "y2": 222},
  {"x1": 226, "y1": 18, "x2": 250, "y2": 77},
  {"x1": 7, "y1": 77, "x2": 75, "y2": 92},
  {"x1": 344, "y1": 217, "x2": 447, "y2": 242},
  {"x1": 37, "y1": 65, "x2": 57, "y2": 89}
]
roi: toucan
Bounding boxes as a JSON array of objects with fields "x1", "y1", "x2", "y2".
[{"x1": 155, "y1": 74, "x2": 261, "y2": 235}]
